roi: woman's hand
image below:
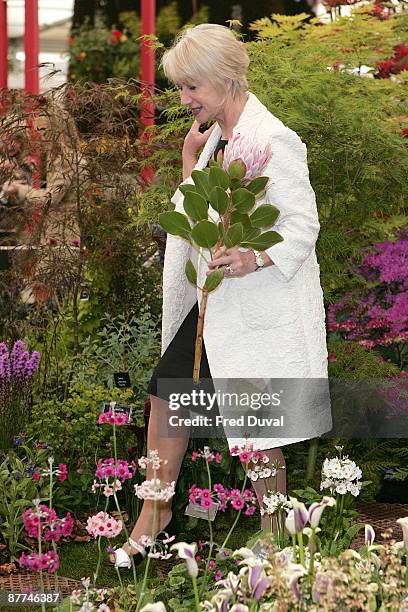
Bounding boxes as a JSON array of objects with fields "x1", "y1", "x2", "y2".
[
  {"x1": 183, "y1": 121, "x2": 216, "y2": 158},
  {"x1": 207, "y1": 246, "x2": 257, "y2": 278}
]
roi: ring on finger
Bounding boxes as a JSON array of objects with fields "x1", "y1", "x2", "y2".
[{"x1": 225, "y1": 264, "x2": 234, "y2": 275}]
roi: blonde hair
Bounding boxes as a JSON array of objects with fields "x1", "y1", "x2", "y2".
[{"x1": 161, "y1": 24, "x2": 249, "y2": 97}]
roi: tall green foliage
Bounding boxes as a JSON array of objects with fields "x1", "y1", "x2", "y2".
[{"x1": 137, "y1": 10, "x2": 408, "y2": 301}]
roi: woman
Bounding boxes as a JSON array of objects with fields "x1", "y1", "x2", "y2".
[{"x1": 110, "y1": 23, "x2": 331, "y2": 568}]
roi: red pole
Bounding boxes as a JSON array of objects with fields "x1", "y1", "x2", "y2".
[
  {"x1": 140, "y1": 0, "x2": 155, "y2": 184},
  {"x1": 0, "y1": 0, "x2": 7, "y2": 89},
  {"x1": 25, "y1": 0, "x2": 39, "y2": 94},
  {"x1": 140, "y1": 0, "x2": 155, "y2": 128}
]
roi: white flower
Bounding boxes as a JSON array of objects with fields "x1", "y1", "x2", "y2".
[
  {"x1": 365, "y1": 524, "x2": 375, "y2": 547},
  {"x1": 335, "y1": 483, "x2": 347, "y2": 495},
  {"x1": 170, "y1": 542, "x2": 198, "y2": 577},
  {"x1": 140, "y1": 604, "x2": 167, "y2": 612},
  {"x1": 308, "y1": 496, "x2": 336, "y2": 528},
  {"x1": 262, "y1": 492, "x2": 292, "y2": 515},
  {"x1": 134, "y1": 479, "x2": 175, "y2": 502},
  {"x1": 79, "y1": 604, "x2": 94, "y2": 612},
  {"x1": 97, "y1": 605, "x2": 110, "y2": 612}
]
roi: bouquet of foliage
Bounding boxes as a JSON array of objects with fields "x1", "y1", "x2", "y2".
[{"x1": 159, "y1": 135, "x2": 283, "y2": 381}]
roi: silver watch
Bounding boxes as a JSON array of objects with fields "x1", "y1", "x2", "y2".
[{"x1": 253, "y1": 249, "x2": 265, "y2": 272}]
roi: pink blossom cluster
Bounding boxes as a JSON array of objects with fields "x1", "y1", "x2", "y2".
[
  {"x1": 98, "y1": 409, "x2": 128, "y2": 426},
  {"x1": 95, "y1": 458, "x2": 136, "y2": 482},
  {"x1": 22, "y1": 505, "x2": 73, "y2": 542},
  {"x1": 86, "y1": 511, "x2": 122, "y2": 539},
  {"x1": 222, "y1": 133, "x2": 271, "y2": 182},
  {"x1": 189, "y1": 483, "x2": 257, "y2": 515},
  {"x1": 33, "y1": 462, "x2": 68, "y2": 483},
  {"x1": 328, "y1": 230, "x2": 408, "y2": 362},
  {"x1": 92, "y1": 478, "x2": 122, "y2": 497},
  {"x1": 230, "y1": 444, "x2": 268, "y2": 464},
  {"x1": 191, "y1": 447, "x2": 222, "y2": 463},
  {"x1": 19, "y1": 550, "x2": 59, "y2": 574}
]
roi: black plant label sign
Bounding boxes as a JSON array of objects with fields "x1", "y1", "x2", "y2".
[{"x1": 114, "y1": 372, "x2": 131, "y2": 389}]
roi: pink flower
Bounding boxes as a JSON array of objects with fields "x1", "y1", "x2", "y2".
[
  {"x1": 231, "y1": 497, "x2": 245, "y2": 510},
  {"x1": 86, "y1": 511, "x2": 122, "y2": 539},
  {"x1": 222, "y1": 133, "x2": 271, "y2": 182},
  {"x1": 239, "y1": 451, "x2": 251, "y2": 463},
  {"x1": 215, "y1": 569, "x2": 222, "y2": 581},
  {"x1": 208, "y1": 560, "x2": 215, "y2": 571},
  {"x1": 244, "y1": 505, "x2": 256, "y2": 516},
  {"x1": 58, "y1": 463, "x2": 67, "y2": 482},
  {"x1": 200, "y1": 488, "x2": 211, "y2": 500},
  {"x1": 200, "y1": 497, "x2": 213, "y2": 509},
  {"x1": 32, "y1": 472, "x2": 40, "y2": 481},
  {"x1": 19, "y1": 551, "x2": 59, "y2": 574},
  {"x1": 191, "y1": 451, "x2": 199, "y2": 461}
]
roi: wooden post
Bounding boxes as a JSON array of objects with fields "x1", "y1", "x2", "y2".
[
  {"x1": 0, "y1": 0, "x2": 7, "y2": 89},
  {"x1": 24, "y1": 0, "x2": 39, "y2": 94}
]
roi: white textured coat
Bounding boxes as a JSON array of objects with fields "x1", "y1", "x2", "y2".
[{"x1": 161, "y1": 93, "x2": 332, "y2": 449}]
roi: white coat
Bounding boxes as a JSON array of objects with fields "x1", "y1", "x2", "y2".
[{"x1": 161, "y1": 92, "x2": 332, "y2": 449}]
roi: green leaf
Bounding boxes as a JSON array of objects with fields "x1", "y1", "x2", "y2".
[
  {"x1": 185, "y1": 259, "x2": 197, "y2": 286},
  {"x1": 242, "y1": 230, "x2": 283, "y2": 250},
  {"x1": 224, "y1": 223, "x2": 244, "y2": 248},
  {"x1": 228, "y1": 159, "x2": 246, "y2": 180},
  {"x1": 191, "y1": 220, "x2": 219, "y2": 248},
  {"x1": 209, "y1": 166, "x2": 230, "y2": 190},
  {"x1": 204, "y1": 269, "x2": 224, "y2": 292},
  {"x1": 246, "y1": 176, "x2": 269, "y2": 196},
  {"x1": 183, "y1": 191, "x2": 208, "y2": 221},
  {"x1": 191, "y1": 169, "x2": 210, "y2": 199},
  {"x1": 209, "y1": 186, "x2": 228, "y2": 215},
  {"x1": 232, "y1": 188, "x2": 256, "y2": 213},
  {"x1": 158, "y1": 211, "x2": 191, "y2": 239},
  {"x1": 179, "y1": 183, "x2": 198, "y2": 196},
  {"x1": 243, "y1": 226, "x2": 261, "y2": 242},
  {"x1": 230, "y1": 211, "x2": 251, "y2": 229},
  {"x1": 250, "y1": 204, "x2": 280, "y2": 228}
]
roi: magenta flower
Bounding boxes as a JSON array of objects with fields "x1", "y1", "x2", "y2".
[
  {"x1": 98, "y1": 409, "x2": 129, "y2": 426},
  {"x1": 58, "y1": 463, "x2": 67, "y2": 483},
  {"x1": 19, "y1": 551, "x2": 59, "y2": 574},
  {"x1": 231, "y1": 497, "x2": 245, "y2": 510},
  {"x1": 239, "y1": 450, "x2": 251, "y2": 463},
  {"x1": 222, "y1": 133, "x2": 271, "y2": 182}
]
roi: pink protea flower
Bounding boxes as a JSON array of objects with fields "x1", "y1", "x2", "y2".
[{"x1": 222, "y1": 133, "x2": 271, "y2": 182}]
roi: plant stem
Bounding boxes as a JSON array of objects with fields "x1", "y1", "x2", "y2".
[
  {"x1": 193, "y1": 290, "x2": 208, "y2": 383},
  {"x1": 136, "y1": 467, "x2": 158, "y2": 612},
  {"x1": 297, "y1": 532, "x2": 305, "y2": 568},
  {"x1": 192, "y1": 575, "x2": 201, "y2": 612},
  {"x1": 308, "y1": 529, "x2": 316, "y2": 578},
  {"x1": 221, "y1": 469, "x2": 248, "y2": 550},
  {"x1": 200, "y1": 461, "x2": 214, "y2": 597},
  {"x1": 112, "y1": 423, "x2": 139, "y2": 590},
  {"x1": 306, "y1": 438, "x2": 319, "y2": 482},
  {"x1": 292, "y1": 534, "x2": 297, "y2": 562}
]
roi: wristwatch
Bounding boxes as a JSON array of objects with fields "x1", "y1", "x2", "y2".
[{"x1": 253, "y1": 250, "x2": 265, "y2": 272}]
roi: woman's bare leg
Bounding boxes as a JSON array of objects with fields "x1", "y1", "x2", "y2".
[
  {"x1": 116, "y1": 395, "x2": 190, "y2": 556},
  {"x1": 246, "y1": 447, "x2": 286, "y2": 530}
]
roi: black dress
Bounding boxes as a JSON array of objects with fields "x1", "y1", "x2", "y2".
[{"x1": 148, "y1": 139, "x2": 228, "y2": 401}]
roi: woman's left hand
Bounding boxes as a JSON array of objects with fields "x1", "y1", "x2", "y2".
[{"x1": 207, "y1": 246, "x2": 256, "y2": 278}]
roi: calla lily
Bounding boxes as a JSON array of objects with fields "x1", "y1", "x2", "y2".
[
  {"x1": 170, "y1": 542, "x2": 198, "y2": 577},
  {"x1": 247, "y1": 564, "x2": 272, "y2": 601},
  {"x1": 286, "y1": 499, "x2": 308, "y2": 534},
  {"x1": 140, "y1": 604, "x2": 167, "y2": 612},
  {"x1": 288, "y1": 568, "x2": 307, "y2": 600},
  {"x1": 397, "y1": 517, "x2": 408, "y2": 548},
  {"x1": 365, "y1": 524, "x2": 376, "y2": 547},
  {"x1": 308, "y1": 496, "x2": 336, "y2": 528}
]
